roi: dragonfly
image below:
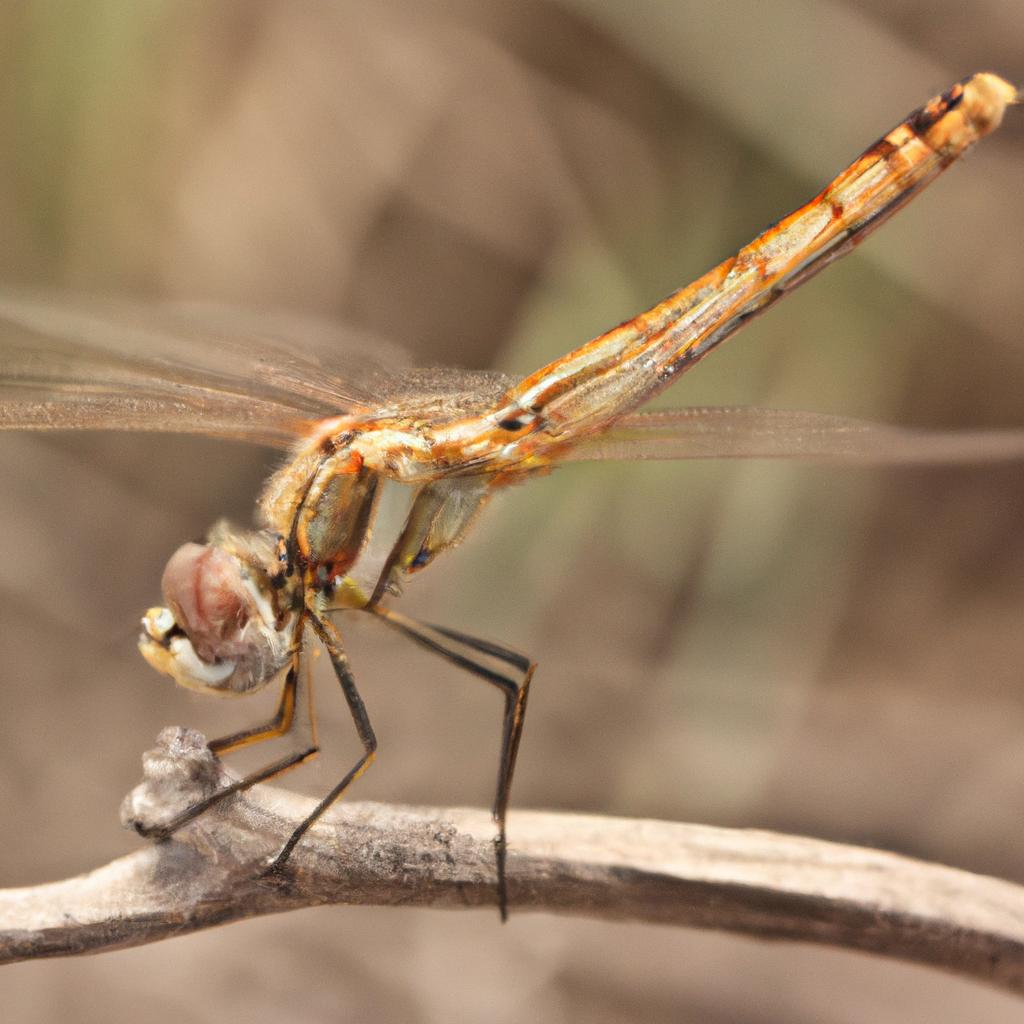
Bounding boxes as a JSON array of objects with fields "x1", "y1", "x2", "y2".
[{"x1": 0, "y1": 72, "x2": 1020, "y2": 920}]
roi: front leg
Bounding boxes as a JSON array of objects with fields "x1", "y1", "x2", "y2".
[
  {"x1": 263, "y1": 611, "x2": 378, "y2": 872},
  {"x1": 133, "y1": 621, "x2": 319, "y2": 842}
]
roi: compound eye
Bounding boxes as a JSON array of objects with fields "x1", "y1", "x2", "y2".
[{"x1": 161, "y1": 543, "x2": 251, "y2": 663}]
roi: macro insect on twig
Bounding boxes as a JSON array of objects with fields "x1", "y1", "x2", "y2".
[{"x1": 0, "y1": 73, "x2": 1020, "y2": 920}]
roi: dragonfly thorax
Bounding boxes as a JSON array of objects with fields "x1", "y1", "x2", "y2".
[{"x1": 258, "y1": 418, "x2": 506, "y2": 592}]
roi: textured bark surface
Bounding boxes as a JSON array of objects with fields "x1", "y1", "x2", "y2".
[{"x1": 2, "y1": 728, "x2": 1023, "y2": 997}]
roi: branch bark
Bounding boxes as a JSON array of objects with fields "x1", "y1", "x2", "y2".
[{"x1": 2, "y1": 727, "x2": 1024, "y2": 996}]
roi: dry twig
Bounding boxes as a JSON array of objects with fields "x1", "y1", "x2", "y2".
[{"x1": 2, "y1": 727, "x2": 1023, "y2": 996}]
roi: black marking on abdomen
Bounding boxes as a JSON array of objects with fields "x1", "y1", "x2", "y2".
[
  {"x1": 910, "y1": 83, "x2": 964, "y2": 135},
  {"x1": 942, "y1": 83, "x2": 966, "y2": 110},
  {"x1": 870, "y1": 136, "x2": 900, "y2": 160}
]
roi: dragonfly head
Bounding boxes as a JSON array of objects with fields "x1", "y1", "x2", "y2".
[{"x1": 139, "y1": 539, "x2": 293, "y2": 696}]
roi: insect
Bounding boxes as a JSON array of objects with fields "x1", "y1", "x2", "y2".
[{"x1": 0, "y1": 73, "x2": 1019, "y2": 919}]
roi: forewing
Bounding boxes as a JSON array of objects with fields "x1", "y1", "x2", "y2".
[
  {"x1": 0, "y1": 291, "x2": 408, "y2": 447},
  {"x1": 565, "y1": 407, "x2": 1024, "y2": 465}
]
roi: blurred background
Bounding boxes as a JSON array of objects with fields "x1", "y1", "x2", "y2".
[{"x1": 2, "y1": 1, "x2": 1023, "y2": 1020}]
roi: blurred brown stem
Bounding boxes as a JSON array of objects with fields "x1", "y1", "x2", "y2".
[{"x1": 2, "y1": 728, "x2": 1024, "y2": 997}]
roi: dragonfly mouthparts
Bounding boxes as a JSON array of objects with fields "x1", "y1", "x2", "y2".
[{"x1": 139, "y1": 606, "x2": 237, "y2": 693}]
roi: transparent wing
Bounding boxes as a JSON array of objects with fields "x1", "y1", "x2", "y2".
[
  {"x1": 564, "y1": 407, "x2": 1024, "y2": 465},
  {"x1": 0, "y1": 291, "x2": 411, "y2": 447}
]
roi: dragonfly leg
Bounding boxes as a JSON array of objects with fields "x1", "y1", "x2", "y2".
[
  {"x1": 263, "y1": 611, "x2": 378, "y2": 872},
  {"x1": 370, "y1": 605, "x2": 534, "y2": 922},
  {"x1": 209, "y1": 653, "x2": 306, "y2": 755},
  {"x1": 135, "y1": 630, "x2": 320, "y2": 840}
]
